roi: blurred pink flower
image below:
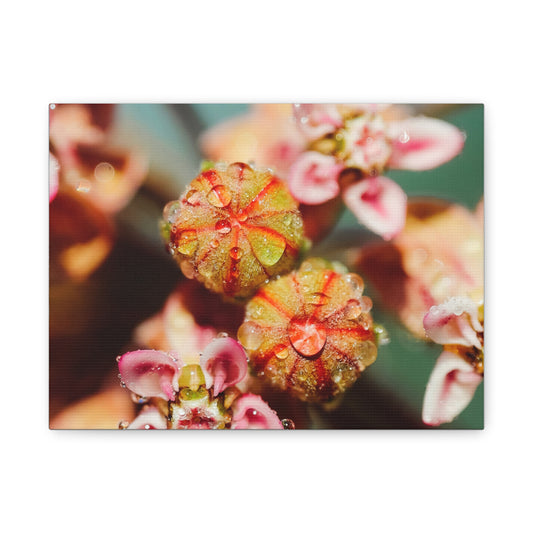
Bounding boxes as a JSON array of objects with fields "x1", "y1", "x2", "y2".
[
  {"x1": 117, "y1": 337, "x2": 283, "y2": 429},
  {"x1": 288, "y1": 104, "x2": 465, "y2": 240},
  {"x1": 356, "y1": 198, "x2": 483, "y2": 339},
  {"x1": 49, "y1": 104, "x2": 147, "y2": 214},
  {"x1": 422, "y1": 297, "x2": 484, "y2": 426}
]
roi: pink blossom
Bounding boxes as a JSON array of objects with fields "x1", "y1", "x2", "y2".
[
  {"x1": 422, "y1": 297, "x2": 484, "y2": 426},
  {"x1": 118, "y1": 337, "x2": 284, "y2": 430},
  {"x1": 288, "y1": 104, "x2": 464, "y2": 240},
  {"x1": 230, "y1": 393, "x2": 284, "y2": 429}
]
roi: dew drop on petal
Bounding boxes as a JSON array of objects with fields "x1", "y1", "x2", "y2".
[
  {"x1": 207, "y1": 185, "x2": 232, "y2": 207},
  {"x1": 398, "y1": 130, "x2": 410, "y2": 144},
  {"x1": 216, "y1": 331, "x2": 229, "y2": 338},
  {"x1": 237, "y1": 321, "x2": 265, "y2": 351},
  {"x1": 215, "y1": 219, "x2": 232, "y2": 234},
  {"x1": 210, "y1": 239, "x2": 220, "y2": 249},
  {"x1": 282, "y1": 419, "x2": 296, "y2": 429}
]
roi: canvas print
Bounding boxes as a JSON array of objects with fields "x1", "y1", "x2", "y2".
[{"x1": 49, "y1": 103, "x2": 484, "y2": 429}]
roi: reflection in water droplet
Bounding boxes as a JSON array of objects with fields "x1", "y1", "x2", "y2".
[
  {"x1": 215, "y1": 219, "x2": 232, "y2": 234},
  {"x1": 398, "y1": 130, "x2": 410, "y2": 144},
  {"x1": 273, "y1": 344, "x2": 290, "y2": 360},
  {"x1": 163, "y1": 201, "x2": 180, "y2": 223},
  {"x1": 130, "y1": 393, "x2": 148, "y2": 404},
  {"x1": 247, "y1": 229, "x2": 286, "y2": 267},
  {"x1": 282, "y1": 419, "x2": 295, "y2": 429},
  {"x1": 288, "y1": 317, "x2": 327, "y2": 357},
  {"x1": 94, "y1": 161, "x2": 115, "y2": 181},
  {"x1": 207, "y1": 185, "x2": 232, "y2": 207},
  {"x1": 342, "y1": 272, "x2": 364, "y2": 295},
  {"x1": 76, "y1": 178, "x2": 91, "y2": 193},
  {"x1": 236, "y1": 211, "x2": 248, "y2": 222},
  {"x1": 237, "y1": 321, "x2": 264, "y2": 351},
  {"x1": 177, "y1": 230, "x2": 198, "y2": 256},
  {"x1": 230, "y1": 246, "x2": 243, "y2": 261},
  {"x1": 185, "y1": 189, "x2": 202, "y2": 206},
  {"x1": 344, "y1": 299, "x2": 361, "y2": 320}
]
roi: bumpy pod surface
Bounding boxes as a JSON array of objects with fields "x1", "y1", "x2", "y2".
[
  {"x1": 162, "y1": 162, "x2": 305, "y2": 301},
  {"x1": 238, "y1": 258, "x2": 378, "y2": 402}
]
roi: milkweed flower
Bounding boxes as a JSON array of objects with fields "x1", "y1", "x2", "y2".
[
  {"x1": 288, "y1": 104, "x2": 465, "y2": 240},
  {"x1": 117, "y1": 337, "x2": 284, "y2": 429},
  {"x1": 421, "y1": 296, "x2": 484, "y2": 426}
]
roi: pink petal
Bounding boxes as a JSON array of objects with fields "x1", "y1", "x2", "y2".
[
  {"x1": 49, "y1": 152, "x2": 59, "y2": 202},
  {"x1": 342, "y1": 175, "x2": 407, "y2": 240},
  {"x1": 423, "y1": 297, "x2": 483, "y2": 349},
  {"x1": 422, "y1": 351, "x2": 482, "y2": 426},
  {"x1": 287, "y1": 152, "x2": 343, "y2": 205},
  {"x1": 230, "y1": 393, "x2": 283, "y2": 429},
  {"x1": 293, "y1": 104, "x2": 343, "y2": 141},
  {"x1": 118, "y1": 350, "x2": 183, "y2": 401},
  {"x1": 126, "y1": 406, "x2": 168, "y2": 429},
  {"x1": 200, "y1": 337, "x2": 248, "y2": 396},
  {"x1": 388, "y1": 117, "x2": 464, "y2": 170}
]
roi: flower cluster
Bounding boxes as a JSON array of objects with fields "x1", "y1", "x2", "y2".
[
  {"x1": 117, "y1": 337, "x2": 284, "y2": 429},
  {"x1": 287, "y1": 104, "x2": 464, "y2": 240}
]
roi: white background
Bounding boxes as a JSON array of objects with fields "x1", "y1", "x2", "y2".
[{"x1": 3, "y1": 2, "x2": 530, "y2": 532}]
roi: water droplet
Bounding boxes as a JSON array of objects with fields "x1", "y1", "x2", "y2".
[
  {"x1": 360, "y1": 296, "x2": 372, "y2": 313},
  {"x1": 344, "y1": 299, "x2": 362, "y2": 320},
  {"x1": 177, "y1": 230, "x2": 198, "y2": 256},
  {"x1": 207, "y1": 184, "x2": 232, "y2": 207},
  {"x1": 215, "y1": 219, "x2": 232, "y2": 234},
  {"x1": 288, "y1": 317, "x2": 327, "y2": 357},
  {"x1": 76, "y1": 178, "x2": 91, "y2": 193},
  {"x1": 282, "y1": 419, "x2": 295, "y2": 429},
  {"x1": 130, "y1": 392, "x2": 148, "y2": 405},
  {"x1": 237, "y1": 321, "x2": 265, "y2": 351},
  {"x1": 115, "y1": 355, "x2": 122, "y2": 363},
  {"x1": 49, "y1": 103, "x2": 56, "y2": 110},
  {"x1": 229, "y1": 246, "x2": 243, "y2": 261},
  {"x1": 398, "y1": 130, "x2": 410, "y2": 144},
  {"x1": 210, "y1": 239, "x2": 220, "y2": 249},
  {"x1": 94, "y1": 161, "x2": 115, "y2": 182},
  {"x1": 309, "y1": 292, "x2": 330, "y2": 307},
  {"x1": 342, "y1": 272, "x2": 364, "y2": 295},
  {"x1": 236, "y1": 211, "x2": 248, "y2": 222},
  {"x1": 118, "y1": 420, "x2": 129, "y2": 429},
  {"x1": 217, "y1": 331, "x2": 229, "y2": 338},
  {"x1": 180, "y1": 259, "x2": 196, "y2": 279},
  {"x1": 247, "y1": 228, "x2": 286, "y2": 267},
  {"x1": 273, "y1": 343, "x2": 290, "y2": 360},
  {"x1": 185, "y1": 189, "x2": 202, "y2": 206},
  {"x1": 163, "y1": 201, "x2": 180, "y2": 223}
]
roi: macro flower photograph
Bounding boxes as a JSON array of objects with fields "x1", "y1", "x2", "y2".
[{"x1": 49, "y1": 103, "x2": 483, "y2": 430}]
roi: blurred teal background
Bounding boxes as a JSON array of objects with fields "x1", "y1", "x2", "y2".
[{"x1": 50, "y1": 104, "x2": 483, "y2": 429}]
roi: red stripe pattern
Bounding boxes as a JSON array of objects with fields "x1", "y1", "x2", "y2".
[{"x1": 238, "y1": 258, "x2": 378, "y2": 402}]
